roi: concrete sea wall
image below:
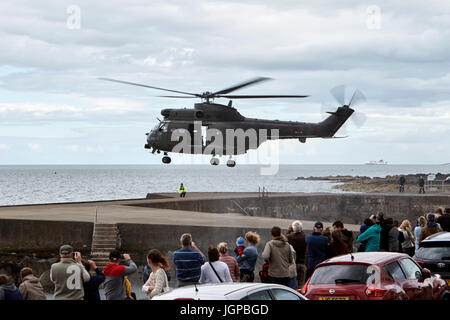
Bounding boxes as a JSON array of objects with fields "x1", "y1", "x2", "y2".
[{"x1": 134, "y1": 193, "x2": 450, "y2": 224}]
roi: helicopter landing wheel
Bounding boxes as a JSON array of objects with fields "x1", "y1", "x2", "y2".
[
  {"x1": 226, "y1": 159, "x2": 236, "y2": 168},
  {"x1": 162, "y1": 156, "x2": 171, "y2": 164},
  {"x1": 210, "y1": 157, "x2": 220, "y2": 166}
]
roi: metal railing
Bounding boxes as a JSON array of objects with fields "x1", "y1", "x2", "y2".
[
  {"x1": 426, "y1": 180, "x2": 450, "y2": 192},
  {"x1": 231, "y1": 200, "x2": 250, "y2": 216},
  {"x1": 258, "y1": 186, "x2": 269, "y2": 197}
]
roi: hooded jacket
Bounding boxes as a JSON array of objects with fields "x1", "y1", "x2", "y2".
[
  {"x1": 262, "y1": 237, "x2": 293, "y2": 278},
  {"x1": 19, "y1": 275, "x2": 46, "y2": 300},
  {"x1": 103, "y1": 259, "x2": 137, "y2": 300},
  {"x1": 0, "y1": 284, "x2": 23, "y2": 300},
  {"x1": 357, "y1": 224, "x2": 381, "y2": 252}
]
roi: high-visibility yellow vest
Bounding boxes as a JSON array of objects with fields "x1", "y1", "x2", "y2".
[{"x1": 178, "y1": 186, "x2": 186, "y2": 193}]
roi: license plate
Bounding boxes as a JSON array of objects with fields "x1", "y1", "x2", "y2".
[{"x1": 319, "y1": 296, "x2": 350, "y2": 300}]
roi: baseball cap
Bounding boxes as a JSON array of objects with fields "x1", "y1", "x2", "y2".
[
  {"x1": 314, "y1": 221, "x2": 324, "y2": 229},
  {"x1": 109, "y1": 250, "x2": 123, "y2": 261},
  {"x1": 236, "y1": 236, "x2": 245, "y2": 247},
  {"x1": 59, "y1": 245, "x2": 73, "y2": 255}
]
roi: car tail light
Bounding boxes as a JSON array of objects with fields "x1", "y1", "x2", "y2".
[
  {"x1": 365, "y1": 285, "x2": 387, "y2": 297},
  {"x1": 298, "y1": 278, "x2": 311, "y2": 295}
]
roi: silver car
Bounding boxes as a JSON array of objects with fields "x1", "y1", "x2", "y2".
[{"x1": 152, "y1": 283, "x2": 308, "y2": 300}]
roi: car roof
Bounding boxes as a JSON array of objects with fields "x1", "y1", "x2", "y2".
[
  {"x1": 318, "y1": 252, "x2": 410, "y2": 266},
  {"x1": 421, "y1": 231, "x2": 450, "y2": 242},
  {"x1": 153, "y1": 282, "x2": 299, "y2": 299}
]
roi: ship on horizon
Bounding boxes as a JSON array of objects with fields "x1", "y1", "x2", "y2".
[{"x1": 365, "y1": 160, "x2": 388, "y2": 165}]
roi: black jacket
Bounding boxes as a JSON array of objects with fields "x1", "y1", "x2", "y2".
[
  {"x1": 437, "y1": 214, "x2": 450, "y2": 232},
  {"x1": 83, "y1": 268, "x2": 105, "y2": 301}
]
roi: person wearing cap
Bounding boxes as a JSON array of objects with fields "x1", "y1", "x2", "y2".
[
  {"x1": 102, "y1": 250, "x2": 137, "y2": 300},
  {"x1": 234, "y1": 236, "x2": 245, "y2": 257},
  {"x1": 357, "y1": 214, "x2": 382, "y2": 252},
  {"x1": 305, "y1": 222, "x2": 329, "y2": 280},
  {"x1": 50, "y1": 245, "x2": 90, "y2": 300}
]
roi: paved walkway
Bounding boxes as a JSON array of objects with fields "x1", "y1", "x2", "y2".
[{"x1": 0, "y1": 193, "x2": 361, "y2": 231}]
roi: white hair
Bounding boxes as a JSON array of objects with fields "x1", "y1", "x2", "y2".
[{"x1": 292, "y1": 220, "x2": 303, "y2": 233}]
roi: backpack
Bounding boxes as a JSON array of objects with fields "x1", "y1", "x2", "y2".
[{"x1": 259, "y1": 262, "x2": 270, "y2": 283}]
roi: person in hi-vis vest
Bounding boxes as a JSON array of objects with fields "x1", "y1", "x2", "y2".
[{"x1": 178, "y1": 183, "x2": 186, "y2": 198}]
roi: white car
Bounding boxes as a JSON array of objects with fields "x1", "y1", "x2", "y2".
[{"x1": 152, "y1": 282, "x2": 308, "y2": 300}]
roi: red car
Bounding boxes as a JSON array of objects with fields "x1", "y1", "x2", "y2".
[{"x1": 299, "y1": 252, "x2": 449, "y2": 300}]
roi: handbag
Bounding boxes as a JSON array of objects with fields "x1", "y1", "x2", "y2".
[{"x1": 209, "y1": 262, "x2": 223, "y2": 283}]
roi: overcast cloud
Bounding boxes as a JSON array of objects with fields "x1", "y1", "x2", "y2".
[{"x1": 0, "y1": 0, "x2": 449, "y2": 164}]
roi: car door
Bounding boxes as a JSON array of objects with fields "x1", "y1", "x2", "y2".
[{"x1": 398, "y1": 258, "x2": 433, "y2": 300}]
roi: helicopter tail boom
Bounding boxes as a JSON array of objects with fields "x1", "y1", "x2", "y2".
[{"x1": 319, "y1": 106, "x2": 354, "y2": 138}]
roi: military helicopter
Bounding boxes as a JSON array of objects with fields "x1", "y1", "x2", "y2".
[{"x1": 99, "y1": 77, "x2": 365, "y2": 167}]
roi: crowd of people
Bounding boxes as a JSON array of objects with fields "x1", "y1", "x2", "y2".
[{"x1": 1, "y1": 207, "x2": 449, "y2": 300}]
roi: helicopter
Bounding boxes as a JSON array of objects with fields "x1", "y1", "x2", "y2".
[{"x1": 99, "y1": 77, "x2": 366, "y2": 167}]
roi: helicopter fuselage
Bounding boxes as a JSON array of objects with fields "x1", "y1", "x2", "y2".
[{"x1": 145, "y1": 102, "x2": 353, "y2": 156}]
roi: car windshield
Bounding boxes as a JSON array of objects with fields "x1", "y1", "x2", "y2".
[
  {"x1": 309, "y1": 264, "x2": 370, "y2": 285},
  {"x1": 415, "y1": 246, "x2": 450, "y2": 260}
]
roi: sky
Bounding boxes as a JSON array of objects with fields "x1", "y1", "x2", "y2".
[{"x1": 0, "y1": 0, "x2": 449, "y2": 165}]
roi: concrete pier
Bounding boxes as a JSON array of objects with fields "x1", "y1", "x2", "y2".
[{"x1": 0, "y1": 191, "x2": 448, "y2": 289}]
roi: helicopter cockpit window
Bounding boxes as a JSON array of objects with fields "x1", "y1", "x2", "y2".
[{"x1": 159, "y1": 122, "x2": 169, "y2": 133}]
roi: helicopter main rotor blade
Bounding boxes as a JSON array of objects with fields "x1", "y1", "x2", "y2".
[
  {"x1": 98, "y1": 78, "x2": 200, "y2": 97},
  {"x1": 212, "y1": 77, "x2": 272, "y2": 95},
  {"x1": 216, "y1": 94, "x2": 309, "y2": 99},
  {"x1": 157, "y1": 95, "x2": 198, "y2": 98}
]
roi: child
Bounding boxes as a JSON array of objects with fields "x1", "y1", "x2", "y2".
[{"x1": 234, "y1": 236, "x2": 245, "y2": 257}]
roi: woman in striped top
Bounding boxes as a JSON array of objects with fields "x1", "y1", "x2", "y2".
[{"x1": 218, "y1": 242, "x2": 240, "y2": 282}]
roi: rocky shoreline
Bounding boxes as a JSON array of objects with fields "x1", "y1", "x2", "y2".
[{"x1": 296, "y1": 173, "x2": 450, "y2": 193}]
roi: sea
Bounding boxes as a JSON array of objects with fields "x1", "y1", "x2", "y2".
[{"x1": 1, "y1": 164, "x2": 449, "y2": 206}]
